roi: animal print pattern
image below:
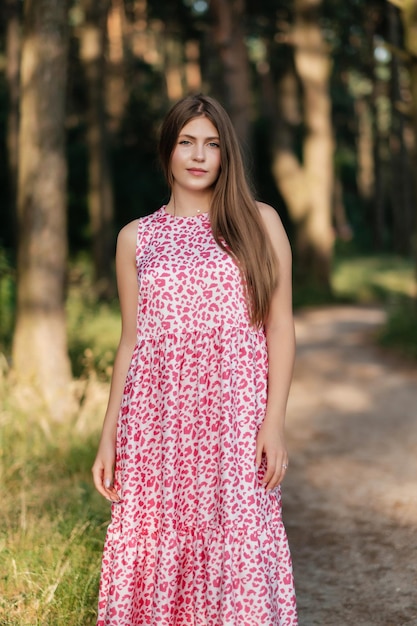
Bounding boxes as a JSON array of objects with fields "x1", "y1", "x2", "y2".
[{"x1": 97, "y1": 206, "x2": 297, "y2": 625}]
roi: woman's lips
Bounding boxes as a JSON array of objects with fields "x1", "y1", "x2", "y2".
[{"x1": 187, "y1": 168, "x2": 207, "y2": 175}]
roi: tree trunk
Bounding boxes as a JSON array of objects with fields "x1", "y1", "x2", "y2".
[
  {"x1": 129, "y1": 0, "x2": 162, "y2": 69},
  {"x1": 5, "y1": 0, "x2": 21, "y2": 243},
  {"x1": 13, "y1": 0, "x2": 73, "y2": 420},
  {"x1": 388, "y1": 2, "x2": 414, "y2": 254},
  {"x1": 106, "y1": 0, "x2": 128, "y2": 135},
  {"x1": 402, "y1": 0, "x2": 417, "y2": 282},
  {"x1": 294, "y1": 0, "x2": 334, "y2": 286},
  {"x1": 272, "y1": 0, "x2": 334, "y2": 289},
  {"x1": 361, "y1": 6, "x2": 386, "y2": 250},
  {"x1": 164, "y1": 36, "x2": 186, "y2": 101},
  {"x1": 131, "y1": 0, "x2": 148, "y2": 59},
  {"x1": 333, "y1": 175, "x2": 352, "y2": 242},
  {"x1": 371, "y1": 58, "x2": 389, "y2": 249},
  {"x1": 355, "y1": 96, "x2": 375, "y2": 204},
  {"x1": 209, "y1": 0, "x2": 251, "y2": 148},
  {"x1": 80, "y1": 0, "x2": 116, "y2": 300},
  {"x1": 272, "y1": 68, "x2": 309, "y2": 221},
  {"x1": 185, "y1": 40, "x2": 202, "y2": 93}
]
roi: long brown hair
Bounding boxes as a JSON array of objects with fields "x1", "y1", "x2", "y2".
[{"x1": 158, "y1": 94, "x2": 278, "y2": 327}]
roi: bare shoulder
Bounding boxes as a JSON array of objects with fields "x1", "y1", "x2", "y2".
[
  {"x1": 117, "y1": 219, "x2": 140, "y2": 246},
  {"x1": 257, "y1": 200, "x2": 278, "y2": 217},
  {"x1": 116, "y1": 219, "x2": 140, "y2": 266},
  {"x1": 257, "y1": 201, "x2": 284, "y2": 229},
  {"x1": 256, "y1": 201, "x2": 291, "y2": 257}
]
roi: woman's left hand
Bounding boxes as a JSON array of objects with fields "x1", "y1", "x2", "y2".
[{"x1": 255, "y1": 419, "x2": 289, "y2": 492}]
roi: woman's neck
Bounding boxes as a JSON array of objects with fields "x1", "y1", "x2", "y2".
[{"x1": 165, "y1": 188, "x2": 212, "y2": 217}]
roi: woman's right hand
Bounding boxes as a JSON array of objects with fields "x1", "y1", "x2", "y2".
[{"x1": 92, "y1": 437, "x2": 121, "y2": 503}]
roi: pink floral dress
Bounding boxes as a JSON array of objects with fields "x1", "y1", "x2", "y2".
[{"x1": 97, "y1": 206, "x2": 297, "y2": 625}]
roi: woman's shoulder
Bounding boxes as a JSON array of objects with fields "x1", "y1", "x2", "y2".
[
  {"x1": 256, "y1": 201, "x2": 292, "y2": 259},
  {"x1": 117, "y1": 219, "x2": 140, "y2": 248},
  {"x1": 256, "y1": 201, "x2": 285, "y2": 230},
  {"x1": 117, "y1": 208, "x2": 163, "y2": 245}
]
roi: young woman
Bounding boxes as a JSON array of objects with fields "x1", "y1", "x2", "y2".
[{"x1": 92, "y1": 94, "x2": 298, "y2": 626}]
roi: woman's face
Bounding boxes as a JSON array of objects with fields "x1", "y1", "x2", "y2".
[{"x1": 170, "y1": 116, "x2": 221, "y2": 193}]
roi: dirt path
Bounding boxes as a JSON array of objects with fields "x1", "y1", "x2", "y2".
[{"x1": 284, "y1": 306, "x2": 417, "y2": 626}]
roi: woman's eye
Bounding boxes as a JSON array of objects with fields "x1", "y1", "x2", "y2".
[
  {"x1": 179, "y1": 140, "x2": 191, "y2": 145},
  {"x1": 208, "y1": 142, "x2": 220, "y2": 148}
]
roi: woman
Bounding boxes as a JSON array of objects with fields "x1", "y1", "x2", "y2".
[{"x1": 92, "y1": 94, "x2": 297, "y2": 625}]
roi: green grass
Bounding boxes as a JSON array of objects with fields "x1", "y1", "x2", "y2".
[
  {"x1": 332, "y1": 254, "x2": 416, "y2": 303},
  {"x1": 67, "y1": 292, "x2": 120, "y2": 380},
  {"x1": 378, "y1": 297, "x2": 417, "y2": 361},
  {"x1": 0, "y1": 255, "x2": 117, "y2": 625},
  {"x1": 0, "y1": 378, "x2": 110, "y2": 625},
  {"x1": 66, "y1": 255, "x2": 121, "y2": 380},
  {"x1": 0, "y1": 247, "x2": 15, "y2": 354},
  {"x1": 292, "y1": 254, "x2": 415, "y2": 309},
  {"x1": 331, "y1": 255, "x2": 417, "y2": 362}
]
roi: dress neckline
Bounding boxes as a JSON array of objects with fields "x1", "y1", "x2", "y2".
[{"x1": 161, "y1": 205, "x2": 210, "y2": 221}]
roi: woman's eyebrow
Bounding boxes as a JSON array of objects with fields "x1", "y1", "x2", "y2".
[{"x1": 178, "y1": 133, "x2": 220, "y2": 141}]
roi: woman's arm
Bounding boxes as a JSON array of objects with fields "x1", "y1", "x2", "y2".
[
  {"x1": 91, "y1": 220, "x2": 139, "y2": 502},
  {"x1": 255, "y1": 202, "x2": 296, "y2": 492}
]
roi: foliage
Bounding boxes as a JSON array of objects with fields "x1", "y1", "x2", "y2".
[
  {"x1": 293, "y1": 252, "x2": 417, "y2": 363},
  {"x1": 332, "y1": 253, "x2": 417, "y2": 364},
  {"x1": 332, "y1": 253, "x2": 415, "y2": 302},
  {"x1": 378, "y1": 297, "x2": 417, "y2": 361},
  {"x1": 66, "y1": 256, "x2": 121, "y2": 380},
  {"x1": 0, "y1": 247, "x2": 15, "y2": 356},
  {"x1": 292, "y1": 252, "x2": 415, "y2": 308},
  {"x1": 0, "y1": 0, "x2": 415, "y2": 259}
]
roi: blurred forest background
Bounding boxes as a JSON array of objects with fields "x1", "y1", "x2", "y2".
[
  {"x1": 0, "y1": 0, "x2": 417, "y2": 624},
  {"x1": 0, "y1": 0, "x2": 417, "y2": 411}
]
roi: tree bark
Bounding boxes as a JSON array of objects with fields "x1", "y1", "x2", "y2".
[
  {"x1": 209, "y1": 0, "x2": 251, "y2": 148},
  {"x1": 131, "y1": 0, "x2": 148, "y2": 59},
  {"x1": 272, "y1": 0, "x2": 334, "y2": 289},
  {"x1": 273, "y1": 68, "x2": 309, "y2": 221},
  {"x1": 5, "y1": 0, "x2": 21, "y2": 242},
  {"x1": 388, "y1": 2, "x2": 414, "y2": 254},
  {"x1": 80, "y1": 0, "x2": 116, "y2": 300},
  {"x1": 164, "y1": 36, "x2": 186, "y2": 101},
  {"x1": 355, "y1": 96, "x2": 375, "y2": 204},
  {"x1": 361, "y1": 6, "x2": 386, "y2": 250},
  {"x1": 402, "y1": 0, "x2": 417, "y2": 281},
  {"x1": 106, "y1": 0, "x2": 128, "y2": 135},
  {"x1": 371, "y1": 55, "x2": 389, "y2": 249},
  {"x1": 185, "y1": 40, "x2": 202, "y2": 93},
  {"x1": 13, "y1": 0, "x2": 73, "y2": 420}
]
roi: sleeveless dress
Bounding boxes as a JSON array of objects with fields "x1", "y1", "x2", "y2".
[{"x1": 97, "y1": 206, "x2": 297, "y2": 626}]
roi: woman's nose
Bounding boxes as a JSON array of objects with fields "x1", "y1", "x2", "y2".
[{"x1": 192, "y1": 144, "x2": 205, "y2": 161}]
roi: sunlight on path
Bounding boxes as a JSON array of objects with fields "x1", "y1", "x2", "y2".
[{"x1": 284, "y1": 306, "x2": 417, "y2": 626}]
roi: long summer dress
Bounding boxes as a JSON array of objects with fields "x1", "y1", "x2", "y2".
[{"x1": 97, "y1": 206, "x2": 297, "y2": 626}]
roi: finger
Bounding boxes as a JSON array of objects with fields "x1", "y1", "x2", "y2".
[
  {"x1": 92, "y1": 466, "x2": 109, "y2": 499},
  {"x1": 92, "y1": 465, "x2": 120, "y2": 502},
  {"x1": 265, "y1": 465, "x2": 282, "y2": 491},
  {"x1": 107, "y1": 487, "x2": 121, "y2": 502},
  {"x1": 268, "y1": 460, "x2": 289, "y2": 490},
  {"x1": 262, "y1": 453, "x2": 277, "y2": 485},
  {"x1": 265, "y1": 452, "x2": 289, "y2": 490},
  {"x1": 103, "y1": 469, "x2": 121, "y2": 502},
  {"x1": 266, "y1": 472, "x2": 283, "y2": 491},
  {"x1": 255, "y1": 438, "x2": 264, "y2": 469}
]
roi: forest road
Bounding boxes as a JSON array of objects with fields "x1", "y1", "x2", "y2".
[{"x1": 283, "y1": 306, "x2": 417, "y2": 626}]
